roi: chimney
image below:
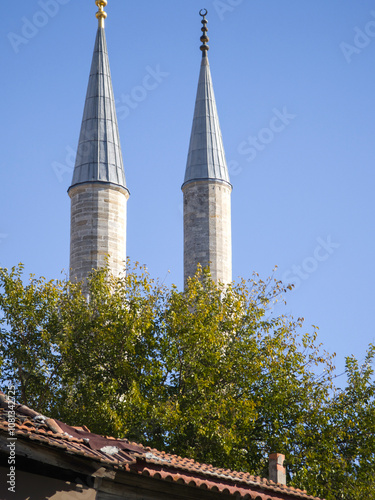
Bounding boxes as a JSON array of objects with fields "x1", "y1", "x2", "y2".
[{"x1": 269, "y1": 453, "x2": 286, "y2": 485}]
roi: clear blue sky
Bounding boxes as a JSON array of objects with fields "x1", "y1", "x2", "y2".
[{"x1": 2, "y1": 1, "x2": 375, "y2": 378}]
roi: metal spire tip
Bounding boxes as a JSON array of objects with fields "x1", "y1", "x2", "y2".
[
  {"x1": 199, "y1": 9, "x2": 209, "y2": 53},
  {"x1": 96, "y1": 0, "x2": 108, "y2": 28}
]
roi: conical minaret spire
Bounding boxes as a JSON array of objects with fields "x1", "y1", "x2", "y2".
[
  {"x1": 183, "y1": 9, "x2": 230, "y2": 187},
  {"x1": 182, "y1": 10, "x2": 232, "y2": 285},
  {"x1": 68, "y1": 1, "x2": 129, "y2": 283}
]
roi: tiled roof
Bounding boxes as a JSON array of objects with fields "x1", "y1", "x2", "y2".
[{"x1": 0, "y1": 392, "x2": 323, "y2": 500}]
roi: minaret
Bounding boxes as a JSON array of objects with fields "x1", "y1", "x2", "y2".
[
  {"x1": 182, "y1": 10, "x2": 232, "y2": 285},
  {"x1": 68, "y1": 1, "x2": 129, "y2": 282}
]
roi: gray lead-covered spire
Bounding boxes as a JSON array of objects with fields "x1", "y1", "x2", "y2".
[
  {"x1": 69, "y1": 26, "x2": 127, "y2": 191},
  {"x1": 182, "y1": 52, "x2": 230, "y2": 188}
]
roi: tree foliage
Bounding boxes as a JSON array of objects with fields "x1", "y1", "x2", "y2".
[{"x1": 0, "y1": 263, "x2": 374, "y2": 499}]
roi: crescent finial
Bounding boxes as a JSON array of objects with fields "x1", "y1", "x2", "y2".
[{"x1": 199, "y1": 9, "x2": 209, "y2": 54}]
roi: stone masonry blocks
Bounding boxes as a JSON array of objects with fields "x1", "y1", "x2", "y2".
[
  {"x1": 183, "y1": 180, "x2": 232, "y2": 285},
  {"x1": 69, "y1": 183, "x2": 129, "y2": 283}
]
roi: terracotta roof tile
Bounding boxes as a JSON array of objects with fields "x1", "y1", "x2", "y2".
[{"x1": 0, "y1": 392, "x2": 324, "y2": 500}]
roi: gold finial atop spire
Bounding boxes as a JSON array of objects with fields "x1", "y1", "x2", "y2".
[
  {"x1": 199, "y1": 9, "x2": 209, "y2": 54},
  {"x1": 96, "y1": 0, "x2": 108, "y2": 28}
]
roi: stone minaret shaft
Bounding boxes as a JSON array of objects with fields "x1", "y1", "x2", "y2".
[
  {"x1": 182, "y1": 10, "x2": 232, "y2": 285},
  {"x1": 68, "y1": 1, "x2": 129, "y2": 282}
]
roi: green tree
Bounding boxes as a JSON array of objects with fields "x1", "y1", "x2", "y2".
[
  {"x1": 0, "y1": 263, "x2": 374, "y2": 500},
  {"x1": 0, "y1": 264, "x2": 62, "y2": 411},
  {"x1": 293, "y1": 346, "x2": 375, "y2": 500},
  {"x1": 154, "y1": 270, "x2": 334, "y2": 476}
]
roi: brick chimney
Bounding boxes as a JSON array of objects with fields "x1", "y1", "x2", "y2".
[{"x1": 269, "y1": 453, "x2": 286, "y2": 485}]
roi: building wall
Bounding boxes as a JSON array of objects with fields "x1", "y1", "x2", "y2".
[
  {"x1": 69, "y1": 183, "x2": 129, "y2": 282},
  {"x1": 0, "y1": 466, "x2": 96, "y2": 500},
  {"x1": 183, "y1": 180, "x2": 232, "y2": 285}
]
